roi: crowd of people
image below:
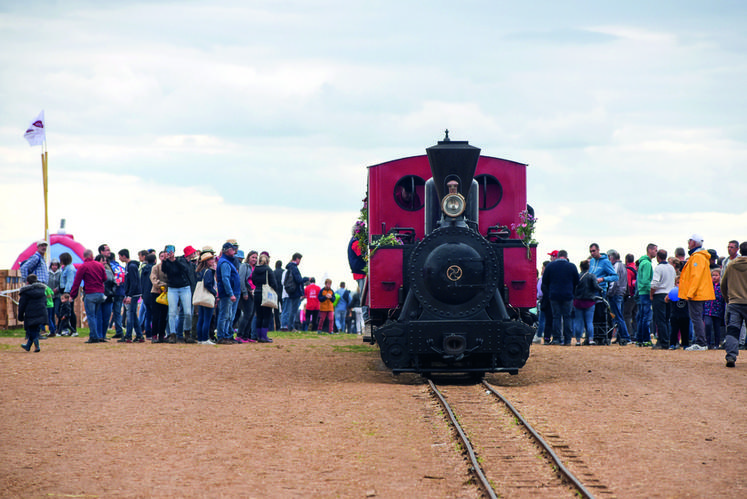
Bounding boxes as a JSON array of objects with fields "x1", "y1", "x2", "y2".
[
  {"x1": 535, "y1": 235, "x2": 747, "y2": 368},
  {"x1": 17, "y1": 239, "x2": 365, "y2": 351},
  {"x1": 17, "y1": 233, "x2": 747, "y2": 369}
]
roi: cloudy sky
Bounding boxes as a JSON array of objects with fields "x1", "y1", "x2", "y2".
[{"x1": 1, "y1": 0, "x2": 745, "y2": 283}]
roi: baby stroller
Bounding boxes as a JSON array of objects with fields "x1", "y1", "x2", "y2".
[{"x1": 592, "y1": 296, "x2": 614, "y2": 345}]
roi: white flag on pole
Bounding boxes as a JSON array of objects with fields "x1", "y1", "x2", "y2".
[{"x1": 24, "y1": 110, "x2": 46, "y2": 146}]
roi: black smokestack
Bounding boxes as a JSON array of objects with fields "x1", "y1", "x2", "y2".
[{"x1": 425, "y1": 130, "x2": 481, "y2": 203}]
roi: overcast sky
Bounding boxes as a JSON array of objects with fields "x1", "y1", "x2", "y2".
[{"x1": 1, "y1": 0, "x2": 745, "y2": 283}]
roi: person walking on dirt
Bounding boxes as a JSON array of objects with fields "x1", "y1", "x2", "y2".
[{"x1": 721, "y1": 241, "x2": 747, "y2": 368}]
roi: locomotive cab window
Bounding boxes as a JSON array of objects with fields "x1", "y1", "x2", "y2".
[
  {"x1": 393, "y1": 175, "x2": 425, "y2": 211},
  {"x1": 475, "y1": 174, "x2": 503, "y2": 210}
]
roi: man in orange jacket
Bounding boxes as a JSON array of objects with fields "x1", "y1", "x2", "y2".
[{"x1": 679, "y1": 234, "x2": 716, "y2": 351}]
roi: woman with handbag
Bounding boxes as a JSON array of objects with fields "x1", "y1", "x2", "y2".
[
  {"x1": 251, "y1": 253, "x2": 279, "y2": 343},
  {"x1": 195, "y1": 253, "x2": 218, "y2": 345}
]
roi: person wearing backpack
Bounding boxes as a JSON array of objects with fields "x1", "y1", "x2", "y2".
[
  {"x1": 334, "y1": 282, "x2": 351, "y2": 333},
  {"x1": 280, "y1": 253, "x2": 304, "y2": 331}
]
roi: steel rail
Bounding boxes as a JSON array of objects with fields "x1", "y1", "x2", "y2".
[
  {"x1": 426, "y1": 379, "x2": 498, "y2": 499},
  {"x1": 481, "y1": 380, "x2": 596, "y2": 499}
]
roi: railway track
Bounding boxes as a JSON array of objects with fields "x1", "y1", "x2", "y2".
[{"x1": 427, "y1": 379, "x2": 614, "y2": 498}]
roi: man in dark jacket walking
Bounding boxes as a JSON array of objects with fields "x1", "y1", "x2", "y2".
[
  {"x1": 18, "y1": 274, "x2": 48, "y2": 352},
  {"x1": 541, "y1": 249, "x2": 580, "y2": 345}
]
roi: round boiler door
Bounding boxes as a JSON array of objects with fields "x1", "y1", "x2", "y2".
[{"x1": 422, "y1": 242, "x2": 483, "y2": 305}]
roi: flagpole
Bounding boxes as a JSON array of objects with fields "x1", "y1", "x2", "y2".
[{"x1": 42, "y1": 141, "x2": 50, "y2": 265}]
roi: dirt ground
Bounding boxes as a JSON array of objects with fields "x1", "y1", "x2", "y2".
[{"x1": 1, "y1": 334, "x2": 745, "y2": 498}]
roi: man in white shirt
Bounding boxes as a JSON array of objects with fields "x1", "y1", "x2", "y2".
[{"x1": 650, "y1": 249, "x2": 677, "y2": 349}]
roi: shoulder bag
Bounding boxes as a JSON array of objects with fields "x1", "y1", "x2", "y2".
[
  {"x1": 261, "y1": 271, "x2": 278, "y2": 309},
  {"x1": 193, "y1": 281, "x2": 215, "y2": 308}
]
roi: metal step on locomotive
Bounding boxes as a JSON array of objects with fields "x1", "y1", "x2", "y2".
[{"x1": 363, "y1": 131, "x2": 537, "y2": 376}]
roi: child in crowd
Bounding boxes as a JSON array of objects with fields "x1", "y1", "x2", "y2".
[
  {"x1": 704, "y1": 268, "x2": 725, "y2": 349},
  {"x1": 57, "y1": 292, "x2": 74, "y2": 336},
  {"x1": 18, "y1": 274, "x2": 48, "y2": 352},
  {"x1": 44, "y1": 282, "x2": 55, "y2": 337}
]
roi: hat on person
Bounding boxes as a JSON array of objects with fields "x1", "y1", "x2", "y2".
[
  {"x1": 236, "y1": 250, "x2": 245, "y2": 259},
  {"x1": 689, "y1": 234, "x2": 704, "y2": 245},
  {"x1": 200, "y1": 252, "x2": 215, "y2": 262},
  {"x1": 222, "y1": 242, "x2": 235, "y2": 252},
  {"x1": 36, "y1": 240, "x2": 48, "y2": 247},
  {"x1": 201, "y1": 245, "x2": 215, "y2": 254},
  {"x1": 226, "y1": 239, "x2": 239, "y2": 248},
  {"x1": 183, "y1": 245, "x2": 198, "y2": 258},
  {"x1": 547, "y1": 250, "x2": 559, "y2": 257},
  {"x1": 260, "y1": 251, "x2": 270, "y2": 257}
]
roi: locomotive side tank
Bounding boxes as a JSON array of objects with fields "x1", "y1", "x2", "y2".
[{"x1": 369, "y1": 133, "x2": 536, "y2": 375}]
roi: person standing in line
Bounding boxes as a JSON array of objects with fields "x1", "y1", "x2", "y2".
[
  {"x1": 69, "y1": 249, "x2": 107, "y2": 343},
  {"x1": 46, "y1": 259, "x2": 61, "y2": 336},
  {"x1": 650, "y1": 248, "x2": 676, "y2": 349},
  {"x1": 58, "y1": 252, "x2": 77, "y2": 336},
  {"x1": 721, "y1": 241, "x2": 747, "y2": 367},
  {"x1": 679, "y1": 234, "x2": 715, "y2": 351},
  {"x1": 303, "y1": 277, "x2": 321, "y2": 331},
  {"x1": 281, "y1": 253, "x2": 304, "y2": 332},
  {"x1": 161, "y1": 245, "x2": 194, "y2": 343},
  {"x1": 667, "y1": 280, "x2": 690, "y2": 350},
  {"x1": 704, "y1": 268, "x2": 725, "y2": 349},
  {"x1": 607, "y1": 250, "x2": 631, "y2": 346},
  {"x1": 216, "y1": 242, "x2": 241, "y2": 344},
  {"x1": 317, "y1": 279, "x2": 336, "y2": 334},
  {"x1": 149, "y1": 251, "x2": 169, "y2": 343},
  {"x1": 20, "y1": 241, "x2": 49, "y2": 284},
  {"x1": 139, "y1": 253, "x2": 156, "y2": 339},
  {"x1": 238, "y1": 250, "x2": 258, "y2": 343},
  {"x1": 251, "y1": 253, "x2": 279, "y2": 343},
  {"x1": 118, "y1": 249, "x2": 143, "y2": 343},
  {"x1": 623, "y1": 253, "x2": 638, "y2": 341},
  {"x1": 272, "y1": 260, "x2": 284, "y2": 331},
  {"x1": 334, "y1": 282, "x2": 350, "y2": 333},
  {"x1": 18, "y1": 274, "x2": 48, "y2": 352},
  {"x1": 195, "y1": 253, "x2": 217, "y2": 345},
  {"x1": 573, "y1": 260, "x2": 601, "y2": 345},
  {"x1": 588, "y1": 243, "x2": 618, "y2": 298},
  {"x1": 636, "y1": 244, "x2": 657, "y2": 346},
  {"x1": 541, "y1": 250, "x2": 579, "y2": 346}
]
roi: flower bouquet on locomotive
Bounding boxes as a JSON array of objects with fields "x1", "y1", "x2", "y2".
[{"x1": 363, "y1": 131, "x2": 537, "y2": 376}]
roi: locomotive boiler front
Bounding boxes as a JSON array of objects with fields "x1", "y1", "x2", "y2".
[{"x1": 372, "y1": 133, "x2": 534, "y2": 375}]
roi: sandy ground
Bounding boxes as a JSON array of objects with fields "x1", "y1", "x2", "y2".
[{"x1": 1, "y1": 333, "x2": 745, "y2": 498}]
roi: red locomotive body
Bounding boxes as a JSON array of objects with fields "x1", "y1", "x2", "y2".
[
  {"x1": 367, "y1": 154, "x2": 537, "y2": 312},
  {"x1": 364, "y1": 135, "x2": 537, "y2": 376}
]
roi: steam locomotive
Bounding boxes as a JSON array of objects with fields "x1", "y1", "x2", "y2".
[{"x1": 364, "y1": 132, "x2": 537, "y2": 376}]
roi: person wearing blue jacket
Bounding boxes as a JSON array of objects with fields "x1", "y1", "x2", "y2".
[
  {"x1": 541, "y1": 249, "x2": 580, "y2": 345},
  {"x1": 589, "y1": 243, "x2": 618, "y2": 297},
  {"x1": 216, "y1": 242, "x2": 241, "y2": 343}
]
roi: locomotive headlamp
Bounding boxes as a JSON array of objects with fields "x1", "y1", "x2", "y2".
[{"x1": 442, "y1": 180, "x2": 466, "y2": 217}]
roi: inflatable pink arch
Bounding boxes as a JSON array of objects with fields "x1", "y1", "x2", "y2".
[{"x1": 11, "y1": 233, "x2": 88, "y2": 269}]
